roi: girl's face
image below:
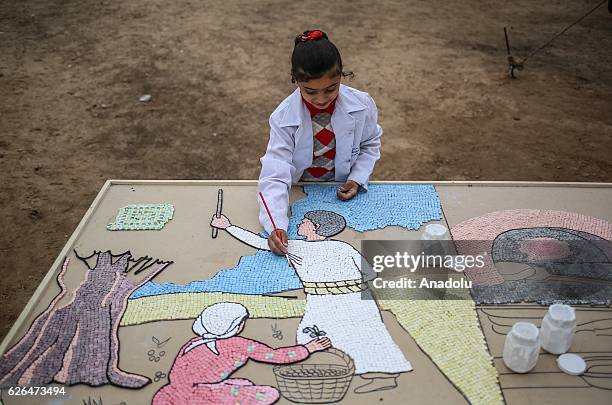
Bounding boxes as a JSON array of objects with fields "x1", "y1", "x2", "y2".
[{"x1": 297, "y1": 70, "x2": 341, "y2": 110}]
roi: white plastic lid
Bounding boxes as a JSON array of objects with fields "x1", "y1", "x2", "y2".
[{"x1": 557, "y1": 353, "x2": 586, "y2": 376}]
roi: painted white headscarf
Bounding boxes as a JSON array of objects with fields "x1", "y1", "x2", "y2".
[{"x1": 184, "y1": 302, "x2": 249, "y2": 355}]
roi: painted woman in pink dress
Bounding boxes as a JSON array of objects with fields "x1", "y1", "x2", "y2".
[{"x1": 153, "y1": 302, "x2": 330, "y2": 405}]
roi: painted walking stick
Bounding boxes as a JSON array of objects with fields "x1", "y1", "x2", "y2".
[{"x1": 212, "y1": 189, "x2": 223, "y2": 239}]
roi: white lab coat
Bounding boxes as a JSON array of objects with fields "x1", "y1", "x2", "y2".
[{"x1": 258, "y1": 84, "x2": 382, "y2": 233}]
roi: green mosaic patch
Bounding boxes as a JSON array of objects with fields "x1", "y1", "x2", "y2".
[{"x1": 107, "y1": 204, "x2": 174, "y2": 231}]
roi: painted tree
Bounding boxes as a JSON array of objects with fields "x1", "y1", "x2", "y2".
[{"x1": 0, "y1": 250, "x2": 172, "y2": 388}]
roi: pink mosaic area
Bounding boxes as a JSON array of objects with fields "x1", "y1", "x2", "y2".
[
  {"x1": 518, "y1": 238, "x2": 571, "y2": 262},
  {"x1": 451, "y1": 209, "x2": 612, "y2": 285},
  {"x1": 153, "y1": 336, "x2": 309, "y2": 405}
]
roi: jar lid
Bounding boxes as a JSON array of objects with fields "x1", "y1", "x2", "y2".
[{"x1": 557, "y1": 353, "x2": 586, "y2": 376}]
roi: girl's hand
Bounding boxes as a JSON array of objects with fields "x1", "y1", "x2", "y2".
[
  {"x1": 305, "y1": 337, "x2": 331, "y2": 353},
  {"x1": 336, "y1": 180, "x2": 359, "y2": 201},
  {"x1": 210, "y1": 214, "x2": 231, "y2": 229},
  {"x1": 268, "y1": 229, "x2": 289, "y2": 255}
]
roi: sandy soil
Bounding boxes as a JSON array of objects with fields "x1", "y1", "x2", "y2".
[{"x1": 0, "y1": 0, "x2": 611, "y2": 340}]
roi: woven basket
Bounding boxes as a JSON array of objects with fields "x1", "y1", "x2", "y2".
[{"x1": 273, "y1": 348, "x2": 355, "y2": 403}]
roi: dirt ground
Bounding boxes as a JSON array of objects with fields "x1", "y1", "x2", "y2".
[{"x1": 0, "y1": 0, "x2": 610, "y2": 341}]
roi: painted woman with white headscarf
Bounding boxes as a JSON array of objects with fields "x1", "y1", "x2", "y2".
[{"x1": 153, "y1": 302, "x2": 330, "y2": 405}]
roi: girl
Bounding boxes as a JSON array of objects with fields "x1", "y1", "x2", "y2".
[
  {"x1": 153, "y1": 302, "x2": 330, "y2": 405},
  {"x1": 259, "y1": 30, "x2": 383, "y2": 255}
]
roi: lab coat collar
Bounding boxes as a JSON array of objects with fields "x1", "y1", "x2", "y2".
[{"x1": 279, "y1": 84, "x2": 367, "y2": 127}]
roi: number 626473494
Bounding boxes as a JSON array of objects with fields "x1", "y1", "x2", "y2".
[{"x1": 6, "y1": 386, "x2": 66, "y2": 396}]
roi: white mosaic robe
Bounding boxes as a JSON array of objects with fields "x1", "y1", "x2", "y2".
[{"x1": 227, "y1": 226, "x2": 413, "y2": 374}]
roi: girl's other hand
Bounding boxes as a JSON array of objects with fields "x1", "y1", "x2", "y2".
[
  {"x1": 268, "y1": 229, "x2": 289, "y2": 255},
  {"x1": 305, "y1": 337, "x2": 332, "y2": 353},
  {"x1": 336, "y1": 180, "x2": 359, "y2": 201}
]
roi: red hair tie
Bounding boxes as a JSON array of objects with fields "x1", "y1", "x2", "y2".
[{"x1": 299, "y1": 30, "x2": 325, "y2": 42}]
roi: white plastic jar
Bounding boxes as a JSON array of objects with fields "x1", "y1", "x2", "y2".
[
  {"x1": 421, "y1": 224, "x2": 456, "y2": 269},
  {"x1": 540, "y1": 304, "x2": 576, "y2": 354},
  {"x1": 422, "y1": 224, "x2": 450, "y2": 241},
  {"x1": 503, "y1": 322, "x2": 541, "y2": 373}
]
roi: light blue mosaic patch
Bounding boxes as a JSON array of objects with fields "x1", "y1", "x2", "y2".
[
  {"x1": 287, "y1": 184, "x2": 442, "y2": 238},
  {"x1": 130, "y1": 249, "x2": 302, "y2": 298},
  {"x1": 130, "y1": 184, "x2": 442, "y2": 298}
]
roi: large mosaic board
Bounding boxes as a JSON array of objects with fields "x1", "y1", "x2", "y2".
[{"x1": 0, "y1": 181, "x2": 610, "y2": 405}]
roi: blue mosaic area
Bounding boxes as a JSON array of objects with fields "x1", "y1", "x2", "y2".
[
  {"x1": 130, "y1": 184, "x2": 442, "y2": 299},
  {"x1": 130, "y1": 249, "x2": 301, "y2": 298},
  {"x1": 287, "y1": 184, "x2": 441, "y2": 238}
]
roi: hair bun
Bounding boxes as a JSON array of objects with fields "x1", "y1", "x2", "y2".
[{"x1": 295, "y1": 30, "x2": 328, "y2": 45}]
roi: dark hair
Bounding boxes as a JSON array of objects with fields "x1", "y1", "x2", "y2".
[
  {"x1": 303, "y1": 210, "x2": 346, "y2": 237},
  {"x1": 291, "y1": 30, "x2": 354, "y2": 83}
]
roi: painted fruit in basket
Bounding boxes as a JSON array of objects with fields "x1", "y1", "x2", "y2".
[{"x1": 280, "y1": 368, "x2": 348, "y2": 378}]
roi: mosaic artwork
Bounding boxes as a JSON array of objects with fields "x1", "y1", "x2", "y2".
[
  {"x1": 120, "y1": 186, "x2": 499, "y2": 404},
  {"x1": 287, "y1": 184, "x2": 442, "y2": 236},
  {"x1": 0, "y1": 251, "x2": 172, "y2": 388},
  {"x1": 107, "y1": 204, "x2": 174, "y2": 231},
  {"x1": 379, "y1": 299, "x2": 503, "y2": 404},
  {"x1": 451, "y1": 209, "x2": 612, "y2": 305},
  {"x1": 153, "y1": 302, "x2": 333, "y2": 405},
  {"x1": 474, "y1": 227, "x2": 612, "y2": 304},
  {"x1": 121, "y1": 291, "x2": 503, "y2": 404},
  {"x1": 452, "y1": 209, "x2": 612, "y2": 286},
  {"x1": 131, "y1": 251, "x2": 302, "y2": 298},
  {"x1": 211, "y1": 210, "x2": 413, "y2": 380},
  {"x1": 19, "y1": 185, "x2": 612, "y2": 405},
  {"x1": 122, "y1": 292, "x2": 306, "y2": 327},
  {"x1": 131, "y1": 184, "x2": 442, "y2": 299}
]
